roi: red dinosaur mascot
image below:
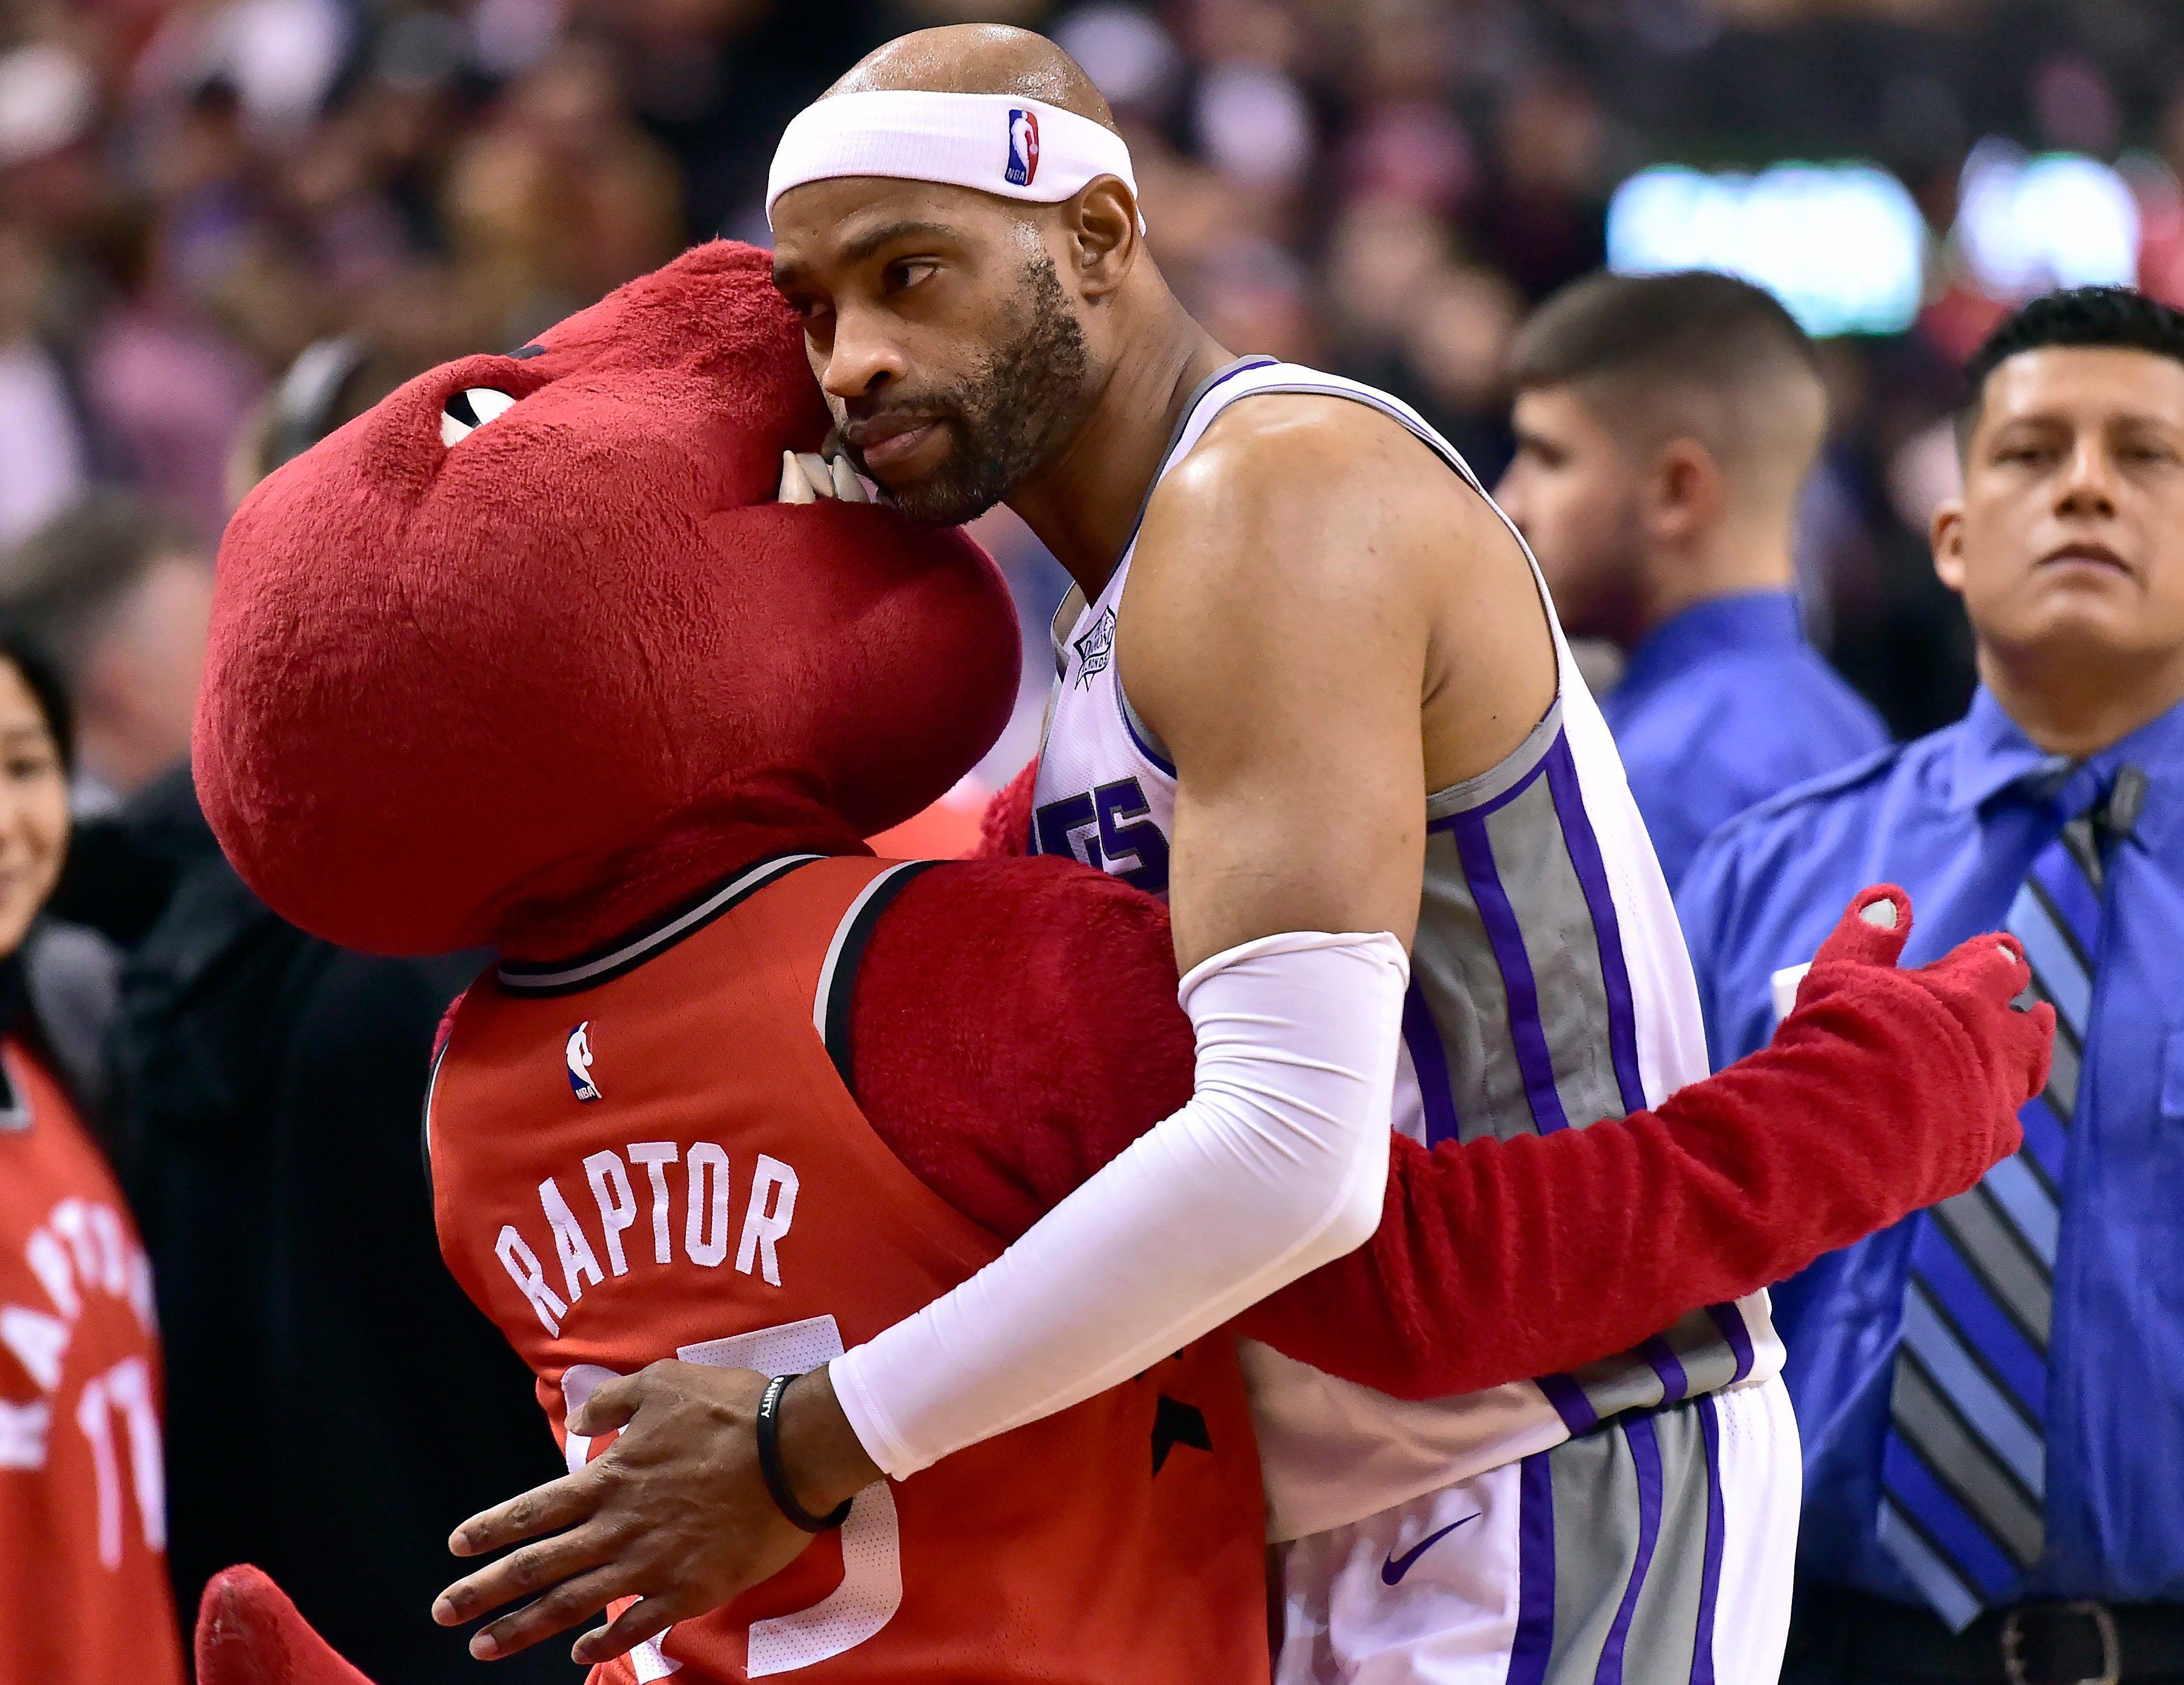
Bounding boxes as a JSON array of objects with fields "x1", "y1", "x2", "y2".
[{"x1": 187, "y1": 242, "x2": 2042, "y2": 1683}]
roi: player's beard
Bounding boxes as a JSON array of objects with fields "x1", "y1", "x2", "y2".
[{"x1": 845, "y1": 256, "x2": 1093, "y2": 527}]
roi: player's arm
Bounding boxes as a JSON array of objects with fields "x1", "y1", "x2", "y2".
[
  {"x1": 843, "y1": 869, "x2": 2046, "y2": 1403},
  {"x1": 819, "y1": 400, "x2": 1514, "y2": 1481}
]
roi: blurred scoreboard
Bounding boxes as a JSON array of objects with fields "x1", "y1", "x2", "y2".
[{"x1": 1608, "y1": 142, "x2": 2147, "y2": 337}]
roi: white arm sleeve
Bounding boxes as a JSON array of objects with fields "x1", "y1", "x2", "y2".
[{"x1": 828, "y1": 927, "x2": 1407, "y2": 1478}]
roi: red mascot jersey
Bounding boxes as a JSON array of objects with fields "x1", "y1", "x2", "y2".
[
  {"x1": 0, "y1": 1040, "x2": 185, "y2": 1685},
  {"x1": 428, "y1": 855, "x2": 1268, "y2": 1685}
]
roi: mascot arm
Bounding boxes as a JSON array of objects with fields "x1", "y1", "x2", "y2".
[
  {"x1": 848, "y1": 866, "x2": 2015, "y2": 1405},
  {"x1": 974, "y1": 761, "x2": 1037, "y2": 858}
]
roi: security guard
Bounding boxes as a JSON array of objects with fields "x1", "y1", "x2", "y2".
[{"x1": 1680, "y1": 287, "x2": 2184, "y2": 1684}]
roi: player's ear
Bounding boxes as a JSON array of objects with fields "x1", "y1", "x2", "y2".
[
  {"x1": 1931, "y1": 498, "x2": 1968, "y2": 594},
  {"x1": 1070, "y1": 177, "x2": 1140, "y2": 301}
]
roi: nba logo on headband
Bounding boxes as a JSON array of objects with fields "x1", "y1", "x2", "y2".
[
  {"x1": 1006, "y1": 108, "x2": 1040, "y2": 187},
  {"x1": 767, "y1": 92, "x2": 1142, "y2": 232}
]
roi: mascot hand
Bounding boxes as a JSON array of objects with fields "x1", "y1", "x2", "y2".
[
  {"x1": 434, "y1": 1363, "x2": 879, "y2": 1666},
  {"x1": 196, "y1": 1566, "x2": 378, "y2": 1685},
  {"x1": 1790, "y1": 884, "x2": 2048, "y2": 1200}
]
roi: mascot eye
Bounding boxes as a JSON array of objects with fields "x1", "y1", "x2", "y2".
[{"x1": 441, "y1": 387, "x2": 518, "y2": 447}]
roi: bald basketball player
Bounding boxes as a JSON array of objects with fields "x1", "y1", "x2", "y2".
[{"x1": 430, "y1": 30, "x2": 1982, "y2": 1682}]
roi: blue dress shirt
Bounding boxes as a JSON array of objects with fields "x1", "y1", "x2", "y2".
[
  {"x1": 1677, "y1": 686, "x2": 2184, "y2": 1604},
  {"x1": 1600, "y1": 590, "x2": 1889, "y2": 892}
]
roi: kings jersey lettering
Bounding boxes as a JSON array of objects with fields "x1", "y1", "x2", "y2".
[{"x1": 428, "y1": 855, "x2": 1267, "y2": 1684}]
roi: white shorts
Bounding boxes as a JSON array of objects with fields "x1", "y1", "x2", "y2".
[{"x1": 1275, "y1": 1377, "x2": 1800, "y2": 1685}]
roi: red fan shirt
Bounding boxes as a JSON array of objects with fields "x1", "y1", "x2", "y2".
[{"x1": 0, "y1": 1039, "x2": 184, "y2": 1685}]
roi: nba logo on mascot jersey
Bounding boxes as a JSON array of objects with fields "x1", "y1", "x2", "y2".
[
  {"x1": 1006, "y1": 108, "x2": 1039, "y2": 185},
  {"x1": 565, "y1": 1022, "x2": 602, "y2": 1102}
]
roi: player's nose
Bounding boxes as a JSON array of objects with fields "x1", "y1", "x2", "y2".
[{"x1": 820, "y1": 307, "x2": 910, "y2": 401}]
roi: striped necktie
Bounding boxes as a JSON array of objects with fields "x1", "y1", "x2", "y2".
[{"x1": 1876, "y1": 762, "x2": 2147, "y2": 1629}]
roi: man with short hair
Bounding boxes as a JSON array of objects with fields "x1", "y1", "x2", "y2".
[
  {"x1": 0, "y1": 494, "x2": 211, "y2": 809},
  {"x1": 1496, "y1": 270, "x2": 1889, "y2": 889},
  {"x1": 1680, "y1": 285, "x2": 2184, "y2": 1681}
]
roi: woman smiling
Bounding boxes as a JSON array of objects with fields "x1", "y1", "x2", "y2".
[{"x1": 0, "y1": 626, "x2": 184, "y2": 1685}]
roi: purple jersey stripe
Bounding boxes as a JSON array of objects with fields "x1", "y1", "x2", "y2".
[
  {"x1": 1543, "y1": 732, "x2": 1649, "y2": 1114},
  {"x1": 1705, "y1": 1303, "x2": 1756, "y2": 1383},
  {"x1": 1639, "y1": 1335, "x2": 1690, "y2": 1404},
  {"x1": 1450, "y1": 812, "x2": 1572, "y2": 1133},
  {"x1": 1402, "y1": 979, "x2": 1464, "y2": 1147},
  {"x1": 1688, "y1": 1398, "x2": 1726, "y2": 1685},
  {"x1": 1537, "y1": 1370, "x2": 1600, "y2": 1436},
  {"x1": 1508, "y1": 1450, "x2": 1559, "y2": 1685},
  {"x1": 1594, "y1": 1415, "x2": 1665, "y2": 1685}
]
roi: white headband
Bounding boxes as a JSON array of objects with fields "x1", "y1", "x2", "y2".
[{"x1": 767, "y1": 90, "x2": 1142, "y2": 231}]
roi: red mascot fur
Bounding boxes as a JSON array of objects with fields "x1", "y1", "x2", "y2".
[{"x1": 189, "y1": 242, "x2": 2041, "y2": 1683}]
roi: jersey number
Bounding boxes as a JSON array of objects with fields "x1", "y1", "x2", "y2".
[
  {"x1": 560, "y1": 1316, "x2": 901, "y2": 1679},
  {"x1": 76, "y1": 1355, "x2": 165, "y2": 1569},
  {"x1": 1033, "y1": 778, "x2": 1171, "y2": 893}
]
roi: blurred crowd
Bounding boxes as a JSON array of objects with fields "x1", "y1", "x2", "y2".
[{"x1": 7, "y1": 0, "x2": 2184, "y2": 767}]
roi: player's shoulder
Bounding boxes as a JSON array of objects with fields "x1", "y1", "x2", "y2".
[
  {"x1": 1167, "y1": 387, "x2": 1468, "y2": 517},
  {"x1": 1134, "y1": 382, "x2": 1506, "y2": 627}
]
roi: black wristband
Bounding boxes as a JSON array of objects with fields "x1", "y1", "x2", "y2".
[{"x1": 754, "y1": 1372, "x2": 853, "y2": 1533}]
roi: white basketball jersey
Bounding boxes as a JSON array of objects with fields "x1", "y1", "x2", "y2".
[{"x1": 1028, "y1": 358, "x2": 1784, "y2": 1542}]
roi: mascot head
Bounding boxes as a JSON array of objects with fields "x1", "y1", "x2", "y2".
[{"x1": 196, "y1": 241, "x2": 1019, "y2": 959}]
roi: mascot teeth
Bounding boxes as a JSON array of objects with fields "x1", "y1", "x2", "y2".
[
  {"x1": 776, "y1": 448, "x2": 872, "y2": 504},
  {"x1": 830, "y1": 453, "x2": 869, "y2": 502},
  {"x1": 778, "y1": 450, "x2": 821, "y2": 502}
]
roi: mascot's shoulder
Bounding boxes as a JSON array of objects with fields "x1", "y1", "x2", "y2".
[
  {"x1": 851, "y1": 855, "x2": 1190, "y2": 1099},
  {"x1": 846, "y1": 854, "x2": 1198, "y2": 1233},
  {"x1": 868, "y1": 854, "x2": 1177, "y2": 986}
]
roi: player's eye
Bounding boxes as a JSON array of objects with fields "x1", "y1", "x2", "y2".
[
  {"x1": 885, "y1": 260, "x2": 937, "y2": 292},
  {"x1": 441, "y1": 387, "x2": 518, "y2": 447}
]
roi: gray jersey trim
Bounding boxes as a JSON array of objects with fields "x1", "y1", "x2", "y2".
[{"x1": 1426, "y1": 698, "x2": 1566, "y2": 822}]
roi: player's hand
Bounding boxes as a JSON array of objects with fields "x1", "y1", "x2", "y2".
[{"x1": 431, "y1": 1361, "x2": 882, "y2": 1666}]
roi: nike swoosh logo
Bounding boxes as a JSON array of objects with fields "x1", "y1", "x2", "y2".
[{"x1": 1380, "y1": 1513, "x2": 1481, "y2": 1586}]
